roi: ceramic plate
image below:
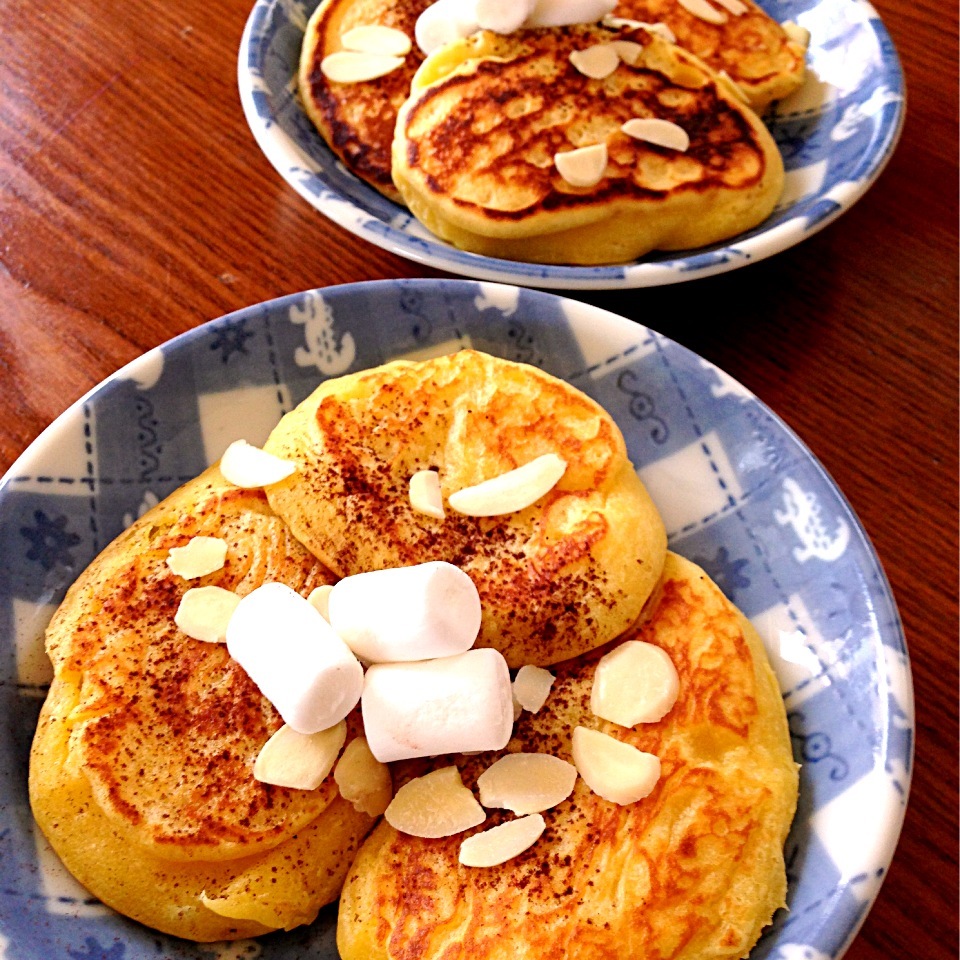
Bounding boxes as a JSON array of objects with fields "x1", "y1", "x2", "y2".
[
  {"x1": 0, "y1": 280, "x2": 912, "y2": 959},
  {"x1": 238, "y1": 0, "x2": 904, "y2": 290}
]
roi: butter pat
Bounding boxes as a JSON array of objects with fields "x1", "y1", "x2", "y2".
[
  {"x1": 385, "y1": 766, "x2": 485, "y2": 838},
  {"x1": 362, "y1": 648, "x2": 514, "y2": 762},
  {"x1": 328, "y1": 560, "x2": 481, "y2": 663},
  {"x1": 591, "y1": 639, "x2": 679, "y2": 726},
  {"x1": 572, "y1": 726, "x2": 660, "y2": 804},
  {"x1": 226, "y1": 582, "x2": 364, "y2": 734},
  {"x1": 459, "y1": 814, "x2": 545, "y2": 867}
]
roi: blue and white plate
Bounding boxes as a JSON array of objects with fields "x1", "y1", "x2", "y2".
[
  {"x1": 238, "y1": 0, "x2": 905, "y2": 289},
  {"x1": 0, "y1": 280, "x2": 912, "y2": 959}
]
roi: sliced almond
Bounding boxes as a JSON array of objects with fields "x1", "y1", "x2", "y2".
[
  {"x1": 572, "y1": 726, "x2": 661, "y2": 805},
  {"x1": 175, "y1": 585, "x2": 240, "y2": 642},
  {"x1": 253, "y1": 721, "x2": 347, "y2": 790},
  {"x1": 781, "y1": 20, "x2": 811, "y2": 46},
  {"x1": 385, "y1": 766, "x2": 485, "y2": 838},
  {"x1": 602, "y1": 15, "x2": 676, "y2": 42},
  {"x1": 307, "y1": 583, "x2": 334, "y2": 621},
  {"x1": 166, "y1": 535, "x2": 228, "y2": 580},
  {"x1": 340, "y1": 24, "x2": 412, "y2": 56},
  {"x1": 610, "y1": 39, "x2": 643, "y2": 65},
  {"x1": 591, "y1": 639, "x2": 679, "y2": 727},
  {"x1": 459, "y1": 814, "x2": 545, "y2": 867},
  {"x1": 477, "y1": 752, "x2": 577, "y2": 814},
  {"x1": 409, "y1": 468, "x2": 445, "y2": 519},
  {"x1": 569, "y1": 43, "x2": 620, "y2": 79},
  {"x1": 320, "y1": 51, "x2": 405, "y2": 84},
  {"x1": 676, "y1": 0, "x2": 727, "y2": 24},
  {"x1": 448, "y1": 453, "x2": 567, "y2": 516},
  {"x1": 334, "y1": 736, "x2": 393, "y2": 816},
  {"x1": 513, "y1": 664, "x2": 555, "y2": 713},
  {"x1": 621, "y1": 117, "x2": 690, "y2": 152},
  {"x1": 712, "y1": 0, "x2": 746, "y2": 13},
  {"x1": 219, "y1": 439, "x2": 296, "y2": 488}
]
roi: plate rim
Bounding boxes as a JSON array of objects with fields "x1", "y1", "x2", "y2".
[
  {"x1": 236, "y1": 1, "x2": 907, "y2": 290},
  {"x1": 0, "y1": 278, "x2": 914, "y2": 958}
]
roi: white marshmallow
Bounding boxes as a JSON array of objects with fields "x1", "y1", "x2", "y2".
[
  {"x1": 475, "y1": 0, "x2": 533, "y2": 34},
  {"x1": 524, "y1": 0, "x2": 617, "y2": 28},
  {"x1": 328, "y1": 560, "x2": 481, "y2": 663},
  {"x1": 362, "y1": 648, "x2": 514, "y2": 762},
  {"x1": 226, "y1": 582, "x2": 364, "y2": 734}
]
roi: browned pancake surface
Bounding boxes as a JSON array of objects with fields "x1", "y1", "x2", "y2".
[
  {"x1": 615, "y1": 0, "x2": 807, "y2": 107},
  {"x1": 401, "y1": 24, "x2": 773, "y2": 222},
  {"x1": 299, "y1": 0, "x2": 431, "y2": 200},
  {"x1": 338, "y1": 553, "x2": 798, "y2": 960}
]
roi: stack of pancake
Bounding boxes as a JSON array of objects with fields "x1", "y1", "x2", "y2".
[
  {"x1": 30, "y1": 350, "x2": 798, "y2": 956},
  {"x1": 299, "y1": 0, "x2": 808, "y2": 263}
]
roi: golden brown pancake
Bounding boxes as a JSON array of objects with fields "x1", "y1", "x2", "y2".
[
  {"x1": 614, "y1": 0, "x2": 808, "y2": 109},
  {"x1": 337, "y1": 552, "x2": 799, "y2": 960},
  {"x1": 392, "y1": 23, "x2": 785, "y2": 265},
  {"x1": 299, "y1": 0, "x2": 432, "y2": 202},
  {"x1": 263, "y1": 350, "x2": 667, "y2": 668},
  {"x1": 29, "y1": 466, "x2": 377, "y2": 941}
]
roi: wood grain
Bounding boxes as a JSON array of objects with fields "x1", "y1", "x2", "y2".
[{"x1": 0, "y1": 0, "x2": 956, "y2": 957}]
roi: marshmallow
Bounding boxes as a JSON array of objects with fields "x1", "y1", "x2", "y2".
[
  {"x1": 328, "y1": 560, "x2": 481, "y2": 663},
  {"x1": 226, "y1": 582, "x2": 364, "y2": 734},
  {"x1": 524, "y1": 0, "x2": 617, "y2": 28},
  {"x1": 475, "y1": 0, "x2": 533, "y2": 34},
  {"x1": 362, "y1": 648, "x2": 514, "y2": 762}
]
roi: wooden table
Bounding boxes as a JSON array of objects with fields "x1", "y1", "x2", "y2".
[{"x1": 1, "y1": 0, "x2": 956, "y2": 957}]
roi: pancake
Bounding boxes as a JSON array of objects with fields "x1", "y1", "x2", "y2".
[
  {"x1": 263, "y1": 350, "x2": 667, "y2": 669},
  {"x1": 29, "y1": 466, "x2": 377, "y2": 941},
  {"x1": 614, "y1": 0, "x2": 808, "y2": 109},
  {"x1": 299, "y1": 0, "x2": 432, "y2": 202},
  {"x1": 391, "y1": 23, "x2": 785, "y2": 265},
  {"x1": 337, "y1": 552, "x2": 799, "y2": 960}
]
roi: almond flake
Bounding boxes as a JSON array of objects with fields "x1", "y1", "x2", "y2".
[
  {"x1": 572, "y1": 726, "x2": 660, "y2": 805},
  {"x1": 253, "y1": 721, "x2": 347, "y2": 790},
  {"x1": 175, "y1": 585, "x2": 240, "y2": 642},
  {"x1": 340, "y1": 24, "x2": 412, "y2": 56},
  {"x1": 307, "y1": 584, "x2": 334, "y2": 620},
  {"x1": 320, "y1": 51, "x2": 405, "y2": 83},
  {"x1": 602, "y1": 15, "x2": 676, "y2": 42},
  {"x1": 448, "y1": 453, "x2": 567, "y2": 516},
  {"x1": 676, "y1": 0, "x2": 727, "y2": 25},
  {"x1": 781, "y1": 20, "x2": 811, "y2": 46},
  {"x1": 409, "y1": 468, "x2": 445, "y2": 519},
  {"x1": 554, "y1": 143, "x2": 608, "y2": 188},
  {"x1": 610, "y1": 39, "x2": 643, "y2": 65},
  {"x1": 477, "y1": 753, "x2": 577, "y2": 814},
  {"x1": 513, "y1": 664, "x2": 555, "y2": 713},
  {"x1": 166, "y1": 536, "x2": 228, "y2": 580},
  {"x1": 591, "y1": 639, "x2": 679, "y2": 726},
  {"x1": 459, "y1": 813, "x2": 545, "y2": 867},
  {"x1": 621, "y1": 117, "x2": 690, "y2": 152},
  {"x1": 334, "y1": 736, "x2": 393, "y2": 816},
  {"x1": 385, "y1": 765, "x2": 485, "y2": 838},
  {"x1": 219, "y1": 439, "x2": 296, "y2": 488},
  {"x1": 712, "y1": 0, "x2": 746, "y2": 13},
  {"x1": 569, "y1": 43, "x2": 620, "y2": 79}
]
